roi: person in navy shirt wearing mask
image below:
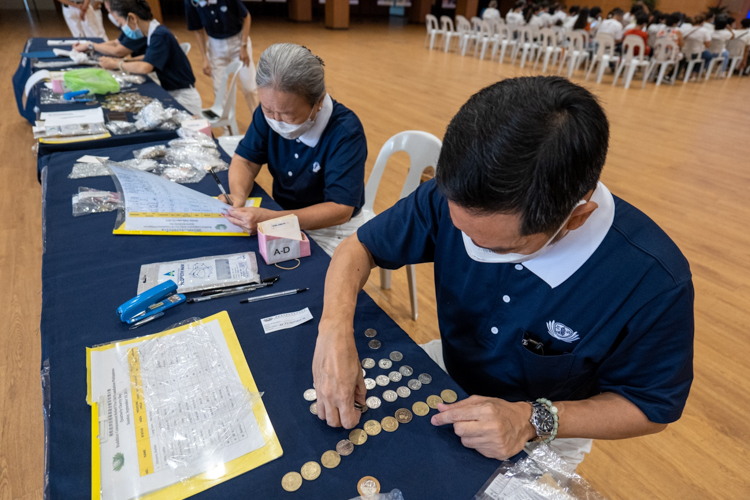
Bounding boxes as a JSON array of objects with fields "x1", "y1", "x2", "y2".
[
  {"x1": 186, "y1": 0, "x2": 258, "y2": 116},
  {"x1": 312, "y1": 77, "x2": 694, "y2": 468},
  {"x1": 100, "y1": 0, "x2": 202, "y2": 115},
  {"x1": 72, "y1": 0, "x2": 147, "y2": 58},
  {"x1": 223, "y1": 43, "x2": 367, "y2": 257}
]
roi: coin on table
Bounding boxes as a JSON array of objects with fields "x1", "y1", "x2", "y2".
[
  {"x1": 426, "y1": 395, "x2": 443, "y2": 409},
  {"x1": 412, "y1": 401, "x2": 430, "y2": 416},
  {"x1": 389, "y1": 351, "x2": 403, "y2": 362},
  {"x1": 407, "y1": 379, "x2": 422, "y2": 391},
  {"x1": 388, "y1": 371, "x2": 402, "y2": 383},
  {"x1": 383, "y1": 390, "x2": 398, "y2": 403},
  {"x1": 362, "y1": 368, "x2": 367, "y2": 378},
  {"x1": 364, "y1": 419, "x2": 382, "y2": 436},
  {"x1": 361, "y1": 358, "x2": 376, "y2": 369},
  {"x1": 364, "y1": 328, "x2": 378, "y2": 338},
  {"x1": 396, "y1": 386, "x2": 411, "y2": 398},
  {"x1": 375, "y1": 375, "x2": 390, "y2": 387},
  {"x1": 336, "y1": 439, "x2": 354, "y2": 456},
  {"x1": 399, "y1": 365, "x2": 414, "y2": 377},
  {"x1": 378, "y1": 358, "x2": 392, "y2": 370},
  {"x1": 301, "y1": 461, "x2": 321, "y2": 481},
  {"x1": 366, "y1": 396, "x2": 382, "y2": 409},
  {"x1": 381, "y1": 416, "x2": 399, "y2": 432},
  {"x1": 364, "y1": 378, "x2": 376, "y2": 390},
  {"x1": 368, "y1": 339, "x2": 382, "y2": 350},
  {"x1": 321, "y1": 450, "x2": 341, "y2": 469},
  {"x1": 441, "y1": 389, "x2": 458, "y2": 404},
  {"x1": 395, "y1": 408, "x2": 413, "y2": 424},
  {"x1": 303, "y1": 388, "x2": 317, "y2": 401},
  {"x1": 349, "y1": 428, "x2": 368, "y2": 445},
  {"x1": 358, "y1": 476, "x2": 381, "y2": 496},
  {"x1": 309, "y1": 402, "x2": 318, "y2": 415},
  {"x1": 418, "y1": 373, "x2": 433, "y2": 385},
  {"x1": 281, "y1": 471, "x2": 303, "y2": 492}
]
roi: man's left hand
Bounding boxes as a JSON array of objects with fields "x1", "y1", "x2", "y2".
[
  {"x1": 239, "y1": 47, "x2": 251, "y2": 67},
  {"x1": 224, "y1": 206, "x2": 273, "y2": 234},
  {"x1": 431, "y1": 395, "x2": 537, "y2": 460},
  {"x1": 99, "y1": 57, "x2": 120, "y2": 70}
]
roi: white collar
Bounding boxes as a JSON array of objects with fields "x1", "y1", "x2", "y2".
[
  {"x1": 461, "y1": 182, "x2": 615, "y2": 289},
  {"x1": 147, "y1": 19, "x2": 160, "y2": 45},
  {"x1": 298, "y1": 94, "x2": 332, "y2": 148}
]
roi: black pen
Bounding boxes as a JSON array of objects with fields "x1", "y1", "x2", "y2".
[
  {"x1": 240, "y1": 288, "x2": 308, "y2": 304},
  {"x1": 209, "y1": 167, "x2": 232, "y2": 205}
]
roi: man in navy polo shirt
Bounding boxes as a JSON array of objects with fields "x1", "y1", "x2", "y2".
[{"x1": 312, "y1": 76, "x2": 694, "y2": 467}]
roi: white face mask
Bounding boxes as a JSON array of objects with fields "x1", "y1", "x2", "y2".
[
  {"x1": 264, "y1": 105, "x2": 318, "y2": 140},
  {"x1": 462, "y1": 200, "x2": 586, "y2": 264}
]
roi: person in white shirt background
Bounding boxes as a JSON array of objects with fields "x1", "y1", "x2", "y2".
[
  {"x1": 710, "y1": 15, "x2": 735, "y2": 76},
  {"x1": 734, "y1": 19, "x2": 750, "y2": 75},
  {"x1": 505, "y1": 1, "x2": 525, "y2": 25},
  {"x1": 703, "y1": 12, "x2": 715, "y2": 32},
  {"x1": 677, "y1": 14, "x2": 712, "y2": 80},
  {"x1": 538, "y1": 5, "x2": 553, "y2": 28},
  {"x1": 563, "y1": 5, "x2": 579, "y2": 30},
  {"x1": 481, "y1": 0, "x2": 500, "y2": 22},
  {"x1": 552, "y1": 3, "x2": 567, "y2": 25},
  {"x1": 596, "y1": 7, "x2": 624, "y2": 43},
  {"x1": 526, "y1": 4, "x2": 544, "y2": 31},
  {"x1": 588, "y1": 6, "x2": 602, "y2": 36},
  {"x1": 56, "y1": 0, "x2": 108, "y2": 39}
]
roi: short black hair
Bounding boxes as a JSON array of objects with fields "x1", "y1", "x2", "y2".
[
  {"x1": 635, "y1": 12, "x2": 649, "y2": 25},
  {"x1": 715, "y1": 15, "x2": 729, "y2": 30},
  {"x1": 610, "y1": 7, "x2": 624, "y2": 17},
  {"x1": 569, "y1": 5, "x2": 580, "y2": 15},
  {"x1": 110, "y1": 0, "x2": 153, "y2": 20},
  {"x1": 630, "y1": 5, "x2": 643, "y2": 14},
  {"x1": 741, "y1": 18, "x2": 750, "y2": 29},
  {"x1": 665, "y1": 13, "x2": 680, "y2": 27},
  {"x1": 436, "y1": 77, "x2": 609, "y2": 236},
  {"x1": 590, "y1": 6, "x2": 601, "y2": 18}
]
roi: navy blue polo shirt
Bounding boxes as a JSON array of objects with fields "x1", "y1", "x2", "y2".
[
  {"x1": 143, "y1": 24, "x2": 196, "y2": 91},
  {"x1": 185, "y1": 0, "x2": 248, "y2": 39},
  {"x1": 234, "y1": 100, "x2": 367, "y2": 213},
  {"x1": 117, "y1": 32, "x2": 147, "y2": 57},
  {"x1": 357, "y1": 180, "x2": 694, "y2": 424}
]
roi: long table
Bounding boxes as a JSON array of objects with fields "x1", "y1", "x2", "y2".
[{"x1": 40, "y1": 139, "x2": 501, "y2": 499}]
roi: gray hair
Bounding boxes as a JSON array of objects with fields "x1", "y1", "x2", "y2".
[{"x1": 255, "y1": 43, "x2": 326, "y2": 107}]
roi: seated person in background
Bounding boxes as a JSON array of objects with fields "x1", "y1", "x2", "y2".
[
  {"x1": 571, "y1": 7, "x2": 590, "y2": 32},
  {"x1": 481, "y1": 0, "x2": 500, "y2": 21},
  {"x1": 99, "y1": 0, "x2": 202, "y2": 115},
  {"x1": 552, "y1": 4, "x2": 567, "y2": 24},
  {"x1": 539, "y1": 6, "x2": 553, "y2": 28},
  {"x1": 56, "y1": 0, "x2": 108, "y2": 40},
  {"x1": 224, "y1": 44, "x2": 367, "y2": 257},
  {"x1": 734, "y1": 19, "x2": 750, "y2": 74},
  {"x1": 623, "y1": 12, "x2": 651, "y2": 56},
  {"x1": 72, "y1": 0, "x2": 146, "y2": 58},
  {"x1": 588, "y1": 6, "x2": 602, "y2": 35},
  {"x1": 647, "y1": 12, "x2": 666, "y2": 40},
  {"x1": 679, "y1": 13, "x2": 712, "y2": 78},
  {"x1": 657, "y1": 13, "x2": 684, "y2": 49},
  {"x1": 526, "y1": 5, "x2": 544, "y2": 30},
  {"x1": 506, "y1": 1, "x2": 525, "y2": 25},
  {"x1": 312, "y1": 76, "x2": 694, "y2": 468},
  {"x1": 597, "y1": 7, "x2": 624, "y2": 41},
  {"x1": 703, "y1": 12, "x2": 715, "y2": 32},
  {"x1": 711, "y1": 15, "x2": 735, "y2": 76},
  {"x1": 563, "y1": 5, "x2": 580, "y2": 30}
]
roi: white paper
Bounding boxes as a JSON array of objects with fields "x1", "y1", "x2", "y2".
[
  {"x1": 261, "y1": 307, "x2": 313, "y2": 334},
  {"x1": 258, "y1": 214, "x2": 302, "y2": 240},
  {"x1": 41, "y1": 107, "x2": 104, "y2": 126},
  {"x1": 77, "y1": 154, "x2": 109, "y2": 163},
  {"x1": 24, "y1": 70, "x2": 50, "y2": 97},
  {"x1": 48, "y1": 39, "x2": 92, "y2": 45}
]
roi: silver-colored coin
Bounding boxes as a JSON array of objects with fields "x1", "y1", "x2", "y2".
[
  {"x1": 389, "y1": 351, "x2": 403, "y2": 362},
  {"x1": 399, "y1": 365, "x2": 414, "y2": 377},
  {"x1": 408, "y1": 379, "x2": 422, "y2": 391},
  {"x1": 383, "y1": 390, "x2": 398, "y2": 403},
  {"x1": 378, "y1": 358, "x2": 392, "y2": 370},
  {"x1": 336, "y1": 439, "x2": 354, "y2": 456},
  {"x1": 361, "y1": 358, "x2": 376, "y2": 369},
  {"x1": 396, "y1": 386, "x2": 411, "y2": 398},
  {"x1": 366, "y1": 396, "x2": 382, "y2": 409},
  {"x1": 418, "y1": 373, "x2": 432, "y2": 385},
  {"x1": 364, "y1": 378, "x2": 376, "y2": 390},
  {"x1": 388, "y1": 371, "x2": 402, "y2": 383},
  {"x1": 304, "y1": 389, "x2": 317, "y2": 401},
  {"x1": 362, "y1": 368, "x2": 366, "y2": 377},
  {"x1": 364, "y1": 328, "x2": 377, "y2": 338},
  {"x1": 368, "y1": 339, "x2": 381, "y2": 350},
  {"x1": 376, "y1": 375, "x2": 390, "y2": 387},
  {"x1": 310, "y1": 402, "x2": 318, "y2": 415}
]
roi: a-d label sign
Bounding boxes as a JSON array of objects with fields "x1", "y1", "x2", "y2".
[{"x1": 274, "y1": 247, "x2": 291, "y2": 256}]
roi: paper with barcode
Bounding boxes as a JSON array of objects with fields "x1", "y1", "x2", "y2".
[{"x1": 261, "y1": 308, "x2": 313, "y2": 334}]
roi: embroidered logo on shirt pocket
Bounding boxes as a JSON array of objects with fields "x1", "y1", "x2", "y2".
[{"x1": 546, "y1": 320, "x2": 580, "y2": 343}]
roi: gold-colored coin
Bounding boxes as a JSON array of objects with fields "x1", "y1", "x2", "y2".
[
  {"x1": 426, "y1": 395, "x2": 444, "y2": 409},
  {"x1": 381, "y1": 416, "x2": 399, "y2": 432},
  {"x1": 395, "y1": 408, "x2": 413, "y2": 424},
  {"x1": 300, "y1": 461, "x2": 321, "y2": 481},
  {"x1": 281, "y1": 471, "x2": 303, "y2": 491},
  {"x1": 440, "y1": 389, "x2": 458, "y2": 404},
  {"x1": 364, "y1": 419, "x2": 382, "y2": 436},
  {"x1": 412, "y1": 401, "x2": 430, "y2": 416},
  {"x1": 357, "y1": 476, "x2": 381, "y2": 496},
  {"x1": 349, "y1": 428, "x2": 368, "y2": 445},
  {"x1": 321, "y1": 450, "x2": 341, "y2": 469}
]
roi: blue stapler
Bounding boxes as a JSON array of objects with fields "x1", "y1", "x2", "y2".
[{"x1": 117, "y1": 281, "x2": 186, "y2": 328}]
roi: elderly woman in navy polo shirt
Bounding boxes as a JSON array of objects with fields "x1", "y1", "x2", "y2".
[{"x1": 223, "y1": 43, "x2": 367, "y2": 256}]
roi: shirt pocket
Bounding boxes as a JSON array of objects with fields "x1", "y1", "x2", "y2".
[{"x1": 516, "y1": 331, "x2": 576, "y2": 400}]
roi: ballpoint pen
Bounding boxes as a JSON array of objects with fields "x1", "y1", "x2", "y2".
[
  {"x1": 208, "y1": 167, "x2": 232, "y2": 205},
  {"x1": 240, "y1": 288, "x2": 308, "y2": 304}
]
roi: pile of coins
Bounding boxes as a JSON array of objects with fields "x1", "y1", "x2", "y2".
[
  {"x1": 101, "y1": 91, "x2": 154, "y2": 113},
  {"x1": 282, "y1": 327, "x2": 461, "y2": 494}
]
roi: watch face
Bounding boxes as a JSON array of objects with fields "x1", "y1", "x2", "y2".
[{"x1": 538, "y1": 411, "x2": 555, "y2": 433}]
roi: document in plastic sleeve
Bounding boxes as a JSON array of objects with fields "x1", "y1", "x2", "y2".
[
  {"x1": 260, "y1": 307, "x2": 313, "y2": 334},
  {"x1": 137, "y1": 252, "x2": 260, "y2": 294}
]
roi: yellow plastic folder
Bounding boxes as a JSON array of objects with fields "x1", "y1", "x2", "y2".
[{"x1": 86, "y1": 311, "x2": 283, "y2": 500}]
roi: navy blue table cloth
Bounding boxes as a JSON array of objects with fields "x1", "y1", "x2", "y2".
[{"x1": 40, "y1": 140, "x2": 502, "y2": 499}]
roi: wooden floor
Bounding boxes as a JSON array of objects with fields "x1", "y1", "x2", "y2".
[{"x1": 2, "y1": 10, "x2": 750, "y2": 499}]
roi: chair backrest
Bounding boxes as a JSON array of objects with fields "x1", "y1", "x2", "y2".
[
  {"x1": 652, "y1": 37, "x2": 679, "y2": 62},
  {"x1": 621, "y1": 34, "x2": 646, "y2": 62},
  {"x1": 574, "y1": 29, "x2": 590, "y2": 48},
  {"x1": 708, "y1": 36, "x2": 726, "y2": 54},
  {"x1": 456, "y1": 16, "x2": 472, "y2": 34},
  {"x1": 478, "y1": 20, "x2": 493, "y2": 37},
  {"x1": 180, "y1": 42, "x2": 191, "y2": 55},
  {"x1": 440, "y1": 16, "x2": 455, "y2": 33},
  {"x1": 470, "y1": 16, "x2": 483, "y2": 31},
  {"x1": 498, "y1": 24, "x2": 512, "y2": 41},
  {"x1": 567, "y1": 31, "x2": 585, "y2": 52},
  {"x1": 516, "y1": 25, "x2": 534, "y2": 43},
  {"x1": 726, "y1": 38, "x2": 745, "y2": 58},
  {"x1": 538, "y1": 28, "x2": 556, "y2": 48},
  {"x1": 553, "y1": 25, "x2": 566, "y2": 44},
  {"x1": 210, "y1": 60, "x2": 242, "y2": 121},
  {"x1": 363, "y1": 131, "x2": 442, "y2": 217},
  {"x1": 593, "y1": 32, "x2": 616, "y2": 57},
  {"x1": 426, "y1": 14, "x2": 439, "y2": 32},
  {"x1": 485, "y1": 18, "x2": 501, "y2": 35}
]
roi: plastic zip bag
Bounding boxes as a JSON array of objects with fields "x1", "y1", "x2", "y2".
[
  {"x1": 64, "y1": 68, "x2": 120, "y2": 94},
  {"x1": 72, "y1": 187, "x2": 123, "y2": 216}
]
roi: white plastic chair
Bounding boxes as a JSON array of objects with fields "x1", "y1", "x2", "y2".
[
  {"x1": 425, "y1": 14, "x2": 443, "y2": 50},
  {"x1": 613, "y1": 35, "x2": 651, "y2": 89},
  {"x1": 704, "y1": 37, "x2": 728, "y2": 80},
  {"x1": 533, "y1": 28, "x2": 563, "y2": 73},
  {"x1": 725, "y1": 39, "x2": 746, "y2": 79},
  {"x1": 586, "y1": 33, "x2": 619, "y2": 83},
  {"x1": 180, "y1": 42, "x2": 191, "y2": 55},
  {"x1": 495, "y1": 24, "x2": 519, "y2": 63},
  {"x1": 201, "y1": 60, "x2": 242, "y2": 135},
  {"x1": 681, "y1": 44, "x2": 706, "y2": 83},
  {"x1": 456, "y1": 16, "x2": 476, "y2": 56},
  {"x1": 217, "y1": 135, "x2": 243, "y2": 156},
  {"x1": 475, "y1": 20, "x2": 495, "y2": 59},
  {"x1": 441, "y1": 16, "x2": 458, "y2": 52},
  {"x1": 558, "y1": 31, "x2": 588, "y2": 78},
  {"x1": 512, "y1": 26, "x2": 538, "y2": 68},
  {"x1": 646, "y1": 38, "x2": 679, "y2": 85},
  {"x1": 362, "y1": 131, "x2": 442, "y2": 321}
]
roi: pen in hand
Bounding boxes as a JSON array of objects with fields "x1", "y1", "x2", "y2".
[{"x1": 208, "y1": 167, "x2": 233, "y2": 206}]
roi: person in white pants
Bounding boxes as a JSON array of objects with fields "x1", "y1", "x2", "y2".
[
  {"x1": 186, "y1": 0, "x2": 259, "y2": 117},
  {"x1": 58, "y1": 0, "x2": 109, "y2": 40}
]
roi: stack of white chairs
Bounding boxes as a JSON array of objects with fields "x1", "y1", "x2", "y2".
[
  {"x1": 533, "y1": 28, "x2": 563, "y2": 73},
  {"x1": 441, "y1": 16, "x2": 458, "y2": 52},
  {"x1": 681, "y1": 44, "x2": 706, "y2": 83},
  {"x1": 475, "y1": 20, "x2": 495, "y2": 59},
  {"x1": 455, "y1": 15, "x2": 476, "y2": 56},
  {"x1": 494, "y1": 24, "x2": 519, "y2": 63},
  {"x1": 424, "y1": 14, "x2": 444, "y2": 50},
  {"x1": 558, "y1": 31, "x2": 588, "y2": 78},
  {"x1": 646, "y1": 38, "x2": 680, "y2": 86},
  {"x1": 613, "y1": 35, "x2": 652, "y2": 89},
  {"x1": 704, "y1": 37, "x2": 728, "y2": 80},
  {"x1": 586, "y1": 33, "x2": 619, "y2": 83},
  {"x1": 512, "y1": 26, "x2": 539, "y2": 68},
  {"x1": 725, "y1": 39, "x2": 747, "y2": 79}
]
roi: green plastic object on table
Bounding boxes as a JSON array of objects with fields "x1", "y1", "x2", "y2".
[{"x1": 63, "y1": 68, "x2": 120, "y2": 95}]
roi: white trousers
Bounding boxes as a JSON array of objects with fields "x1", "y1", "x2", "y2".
[
  {"x1": 419, "y1": 338, "x2": 593, "y2": 469},
  {"x1": 168, "y1": 87, "x2": 203, "y2": 116},
  {"x1": 306, "y1": 211, "x2": 365, "y2": 257},
  {"x1": 207, "y1": 33, "x2": 259, "y2": 113},
  {"x1": 62, "y1": 5, "x2": 108, "y2": 40}
]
